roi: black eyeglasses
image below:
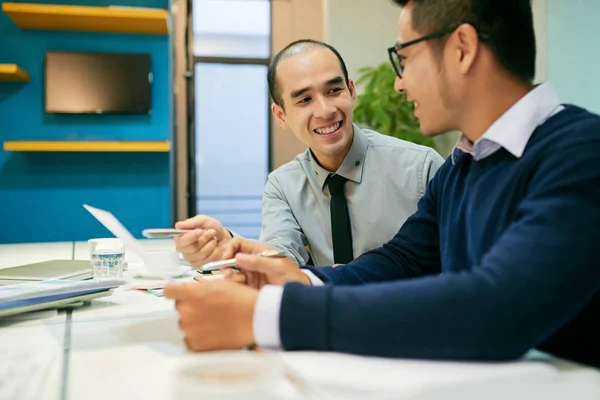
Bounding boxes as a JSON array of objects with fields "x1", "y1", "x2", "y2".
[{"x1": 388, "y1": 26, "x2": 488, "y2": 78}]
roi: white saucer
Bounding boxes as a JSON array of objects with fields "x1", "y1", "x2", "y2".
[{"x1": 133, "y1": 265, "x2": 191, "y2": 279}]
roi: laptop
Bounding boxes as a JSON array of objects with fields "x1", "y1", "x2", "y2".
[{"x1": 0, "y1": 260, "x2": 93, "y2": 284}]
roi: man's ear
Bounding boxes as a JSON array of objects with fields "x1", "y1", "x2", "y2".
[
  {"x1": 348, "y1": 79, "x2": 357, "y2": 101},
  {"x1": 453, "y1": 23, "x2": 479, "y2": 75},
  {"x1": 271, "y1": 102, "x2": 288, "y2": 129}
]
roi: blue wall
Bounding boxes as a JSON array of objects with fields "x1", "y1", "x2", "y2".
[
  {"x1": 547, "y1": 0, "x2": 600, "y2": 114},
  {"x1": 0, "y1": 0, "x2": 172, "y2": 244}
]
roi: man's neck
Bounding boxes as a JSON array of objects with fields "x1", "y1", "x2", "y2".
[{"x1": 459, "y1": 76, "x2": 534, "y2": 143}]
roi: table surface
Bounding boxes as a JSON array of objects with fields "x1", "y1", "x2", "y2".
[{"x1": 1, "y1": 241, "x2": 599, "y2": 400}]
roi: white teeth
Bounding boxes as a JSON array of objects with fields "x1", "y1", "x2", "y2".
[{"x1": 315, "y1": 122, "x2": 341, "y2": 135}]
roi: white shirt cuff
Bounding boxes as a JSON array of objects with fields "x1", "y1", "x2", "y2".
[
  {"x1": 302, "y1": 269, "x2": 324, "y2": 286},
  {"x1": 253, "y1": 285, "x2": 284, "y2": 349},
  {"x1": 253, "y1": 273, "x2": 323, "y2": 349}
]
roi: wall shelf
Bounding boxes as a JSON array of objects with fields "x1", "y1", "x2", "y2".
[
  {"x1": 3, "y1": 141, "x2": 171, "y2": 152},
  {"x1": 0, "y1": 64, "x2": 30, "y2": 81},
  {"x1": 1, "y1": 3, "x2": 169, "y2": 35}
]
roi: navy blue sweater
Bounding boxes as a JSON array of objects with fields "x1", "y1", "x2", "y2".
[{"x1": 279, "y1": 105, "x2": 600, "y2": 367}]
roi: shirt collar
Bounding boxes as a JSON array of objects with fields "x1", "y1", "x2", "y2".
[
  {"x1": 309, "y1": 123, "x2": 369, "y2": 189},
  {"x1": 451, "y1": 82, "x2": 562, "y2": 164}
]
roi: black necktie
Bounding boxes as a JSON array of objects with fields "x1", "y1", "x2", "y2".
[{"x1": 326, "y1": 174, "x2": 353, "y2": 264}]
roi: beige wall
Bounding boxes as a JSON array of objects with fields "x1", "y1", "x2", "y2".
[
  {"x1": 270, "y1": 0, "x2": 326, "y2": 169},
  {"x1": 325, "y1": 0, "x2": 400, "y2": 90}
]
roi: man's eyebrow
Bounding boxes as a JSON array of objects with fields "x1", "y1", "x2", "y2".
[
  {"x1": 290, "y1": 86, "x2": 311, "y2": 99},
  {"x1": 290, "y1": 76, "x2": 345, "y2": 99},
  {"x1": 326, "y1": 76, "x2": 345, "y2": 86}
]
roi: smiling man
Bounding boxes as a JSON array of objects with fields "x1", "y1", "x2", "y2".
[{"x1": 175, "y1": 39, "x2": 443, "y2": 267}]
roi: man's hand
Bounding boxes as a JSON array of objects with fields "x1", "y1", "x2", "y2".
[
  {"x1": 163, "y1": 280, "x2": 257, "y2": 352},
  {"x1": 174, "y1": 215, "x2": 232, "y2": 267},
  {"x1": 222, "y1": 238, "x2": 311, "y2": 289}
]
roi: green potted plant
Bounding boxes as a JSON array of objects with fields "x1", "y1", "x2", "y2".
[{"x1": 354, "y1": 62, "x2": 459, "y2": 157}]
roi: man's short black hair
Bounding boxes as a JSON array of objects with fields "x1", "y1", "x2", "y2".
[
  {"x1": 391, "y1": 0, "x2": 536, "y2": 84},
  {"x1": 267, "y1": 39, "x2": 350, "y2": 108}
]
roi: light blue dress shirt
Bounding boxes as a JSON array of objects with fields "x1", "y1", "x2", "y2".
[{"x1": 259, "y1": 124, "x2": 444, "y2": 266}]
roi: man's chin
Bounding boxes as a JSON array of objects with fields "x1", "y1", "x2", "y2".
[{"x1": 419, "y1": 124, "x2": 450, "y2": 138}]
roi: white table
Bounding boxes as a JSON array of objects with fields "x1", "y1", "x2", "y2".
[
  {"x1": 0, "y1": 242, "x2": 75, "y2": 400},
  {"x1": 1, "y1": 241, "x2": 599, "y2": 400}
]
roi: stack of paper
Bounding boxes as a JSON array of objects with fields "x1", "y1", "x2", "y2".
[{"x1": 0, "y1": 279, "x2": 123, "y2": 316}]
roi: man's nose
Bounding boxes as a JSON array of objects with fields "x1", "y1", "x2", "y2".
[
  {"x1": 314, "y1": 96, "x2": 336, "y2": 119},
  {"x1": 394, "y1": 76, "x2": 405, "y2": 94}
]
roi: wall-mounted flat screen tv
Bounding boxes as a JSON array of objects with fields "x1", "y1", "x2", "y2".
[{"x1": 45, "y1": 51, "x2": 152, "y2": 115}]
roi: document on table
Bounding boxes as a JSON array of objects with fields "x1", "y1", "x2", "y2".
[
  {"x1": 83, "y1": 204, "x2": 149, "y2": 262},
  {"x1": 0, "y1": 279, "x2": 123, "y2": 305},
  {"x1": 0, "y1": 346, "x2": 55, "y2": 400}
]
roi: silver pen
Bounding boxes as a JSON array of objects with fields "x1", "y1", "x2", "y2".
[{"x1": 198, "y1": 250, "x2": 286, "y2": 272}]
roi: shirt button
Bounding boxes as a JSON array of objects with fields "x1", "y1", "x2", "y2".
[{"x1": 355, "y1": 161, "x2": 360, "y2": 166}]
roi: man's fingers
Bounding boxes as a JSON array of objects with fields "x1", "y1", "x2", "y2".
[
  {"x1": 185, "y1": 240, "x2": 223, "y2": 268},
  {"x1": 196, "y1": 238, "x2": 219, "y2": 261},
  {"x1": 175, "y1": 230, "x2": 203, "y2": 250},
  {"x1": 234, "y1": 253, "x2": 282, "y2": 274},
  {"x1": 176, "y1": 215, "x2": 211, "y2": 230},
  {"x1": 222, "y1": 269, "x2": 247, "y2": 284},
  {"x1": 221, "y1": 237, "x2": 241, "y2": 259},
  {"x1": 163, "y1": 282, "x2": 198, "y2": 299},
  {"x1": 174, "y1": 220, "x2": 190, "y2": 230},
  {"x1": 197, "y1": 230, "x2": 217, "y2": 249},
  {"x1": 245, "y1": 270, "x2": 258, "y2": 289},
  {"x1": 231, "y1": 273, "x2": 247, "y2": 284},
  {"x1": 222, "y1": 238, "x2": 274, "y2": 259},
  {"x1": 183, "y1": 336, "x2": 194, "y2": 351}
]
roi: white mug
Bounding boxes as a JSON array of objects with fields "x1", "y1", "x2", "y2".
[{"x1": 144, "y1": 250, "x2": 180, "y2": 273}]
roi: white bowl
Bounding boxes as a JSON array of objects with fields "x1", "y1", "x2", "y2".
[{"x1": 174, "y1": 352, "x2": 283, "y2": 400}]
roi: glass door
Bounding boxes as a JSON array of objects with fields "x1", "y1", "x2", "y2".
[{"x1": 191, "y1": 0, "x2": 271, "y2": 239}]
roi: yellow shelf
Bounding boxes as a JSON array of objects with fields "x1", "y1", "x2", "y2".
[
  {"x1": 0, "y1": 64, "x2": 30, "y2": 81},
  {"x1": 3, "y1": 141, "x2": 171, "y2": 152},
  {"x1": 2, "y1": 3, "x2": 169, "y2": 35}
]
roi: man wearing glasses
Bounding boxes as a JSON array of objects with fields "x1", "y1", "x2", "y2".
[{"x1": 165, "y1": 0, "x2": 600, "y2": 368}]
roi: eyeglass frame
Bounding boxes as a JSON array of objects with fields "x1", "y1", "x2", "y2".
[{"x1": 388, "y1": 25, "x2": 489, "y2": 79}]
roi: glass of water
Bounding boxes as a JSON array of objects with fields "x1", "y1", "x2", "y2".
[{"x1": 88, "y1": 238, "x2": 125, "y2": 281}]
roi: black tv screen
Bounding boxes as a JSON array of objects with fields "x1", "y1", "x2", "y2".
[{"x1": 45, "y1": 51, "x2": 152, "y2": 115}]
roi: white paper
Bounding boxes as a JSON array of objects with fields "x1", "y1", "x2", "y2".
[{"x1": 83, "y1": 204, "x2": 149, "y2": 263}]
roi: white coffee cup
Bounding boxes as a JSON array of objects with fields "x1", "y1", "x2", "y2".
[
  {"x1": 173, "y1": 352, "x2": 283, "y2": 400},
  {"x1": 144, "y1": 250, "x2": 180, "y2": 273}
]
